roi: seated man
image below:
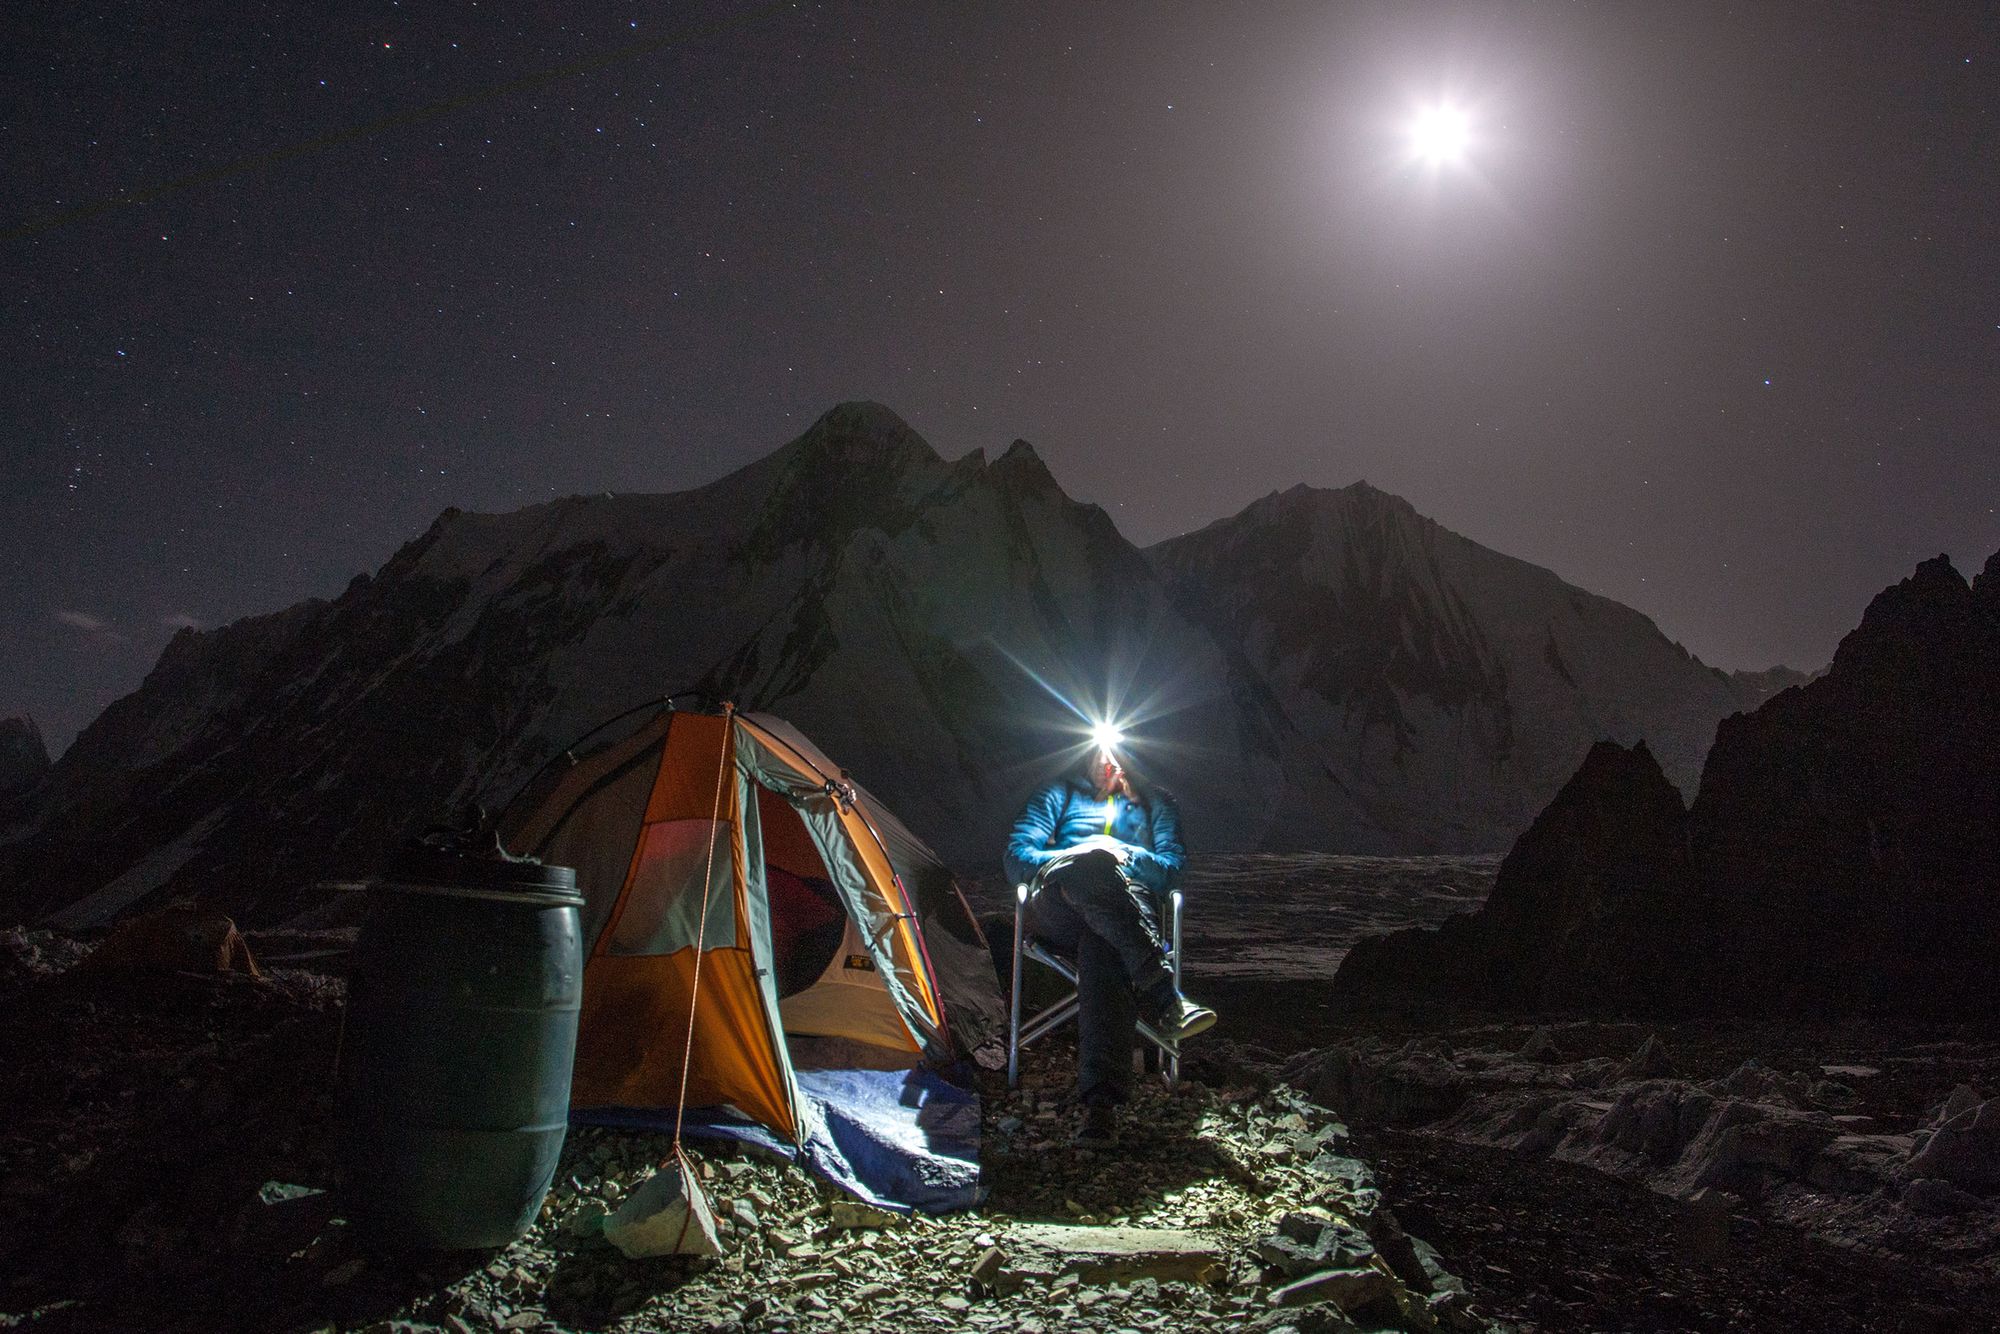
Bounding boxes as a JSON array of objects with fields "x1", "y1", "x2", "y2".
[{"x1": 1005, "y1": 741, "x2": 1216, "y2": 1146}]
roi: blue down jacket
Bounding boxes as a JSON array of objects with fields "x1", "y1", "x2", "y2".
[{"x1": 1002, "y1": 776, "x2": 1186, "y2": 898}]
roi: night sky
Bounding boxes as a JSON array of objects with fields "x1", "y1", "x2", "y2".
[{"x1": 5, "y1": 2, "x2": 1995, "y2": 754}]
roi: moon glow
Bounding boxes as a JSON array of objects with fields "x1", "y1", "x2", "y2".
[{"x1": 1408, "y1": 102, "x2": 1472, "y2": 167}]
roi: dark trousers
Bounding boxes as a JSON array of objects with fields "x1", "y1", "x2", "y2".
[{"x1": 1027, "y1": 851, "x2": 1172, "y2": 1107}]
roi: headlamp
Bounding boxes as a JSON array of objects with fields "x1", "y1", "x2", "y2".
[{"x1": 1090, "y1": 721, "x2": 1126, "y2": 758}]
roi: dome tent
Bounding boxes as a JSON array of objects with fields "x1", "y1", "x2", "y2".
[{"x1": 498, "y1": 702, "x2": 1002, "y2": 1209}]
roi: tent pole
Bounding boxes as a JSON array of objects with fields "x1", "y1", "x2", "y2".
[{"x1": 489, "y1": 688, "x2": 716, "y2": 834}]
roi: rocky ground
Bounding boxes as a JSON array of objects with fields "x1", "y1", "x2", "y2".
[
  {"x1": 487, "y1": 1053, "x2": 1488, "y2": 1334},
  {"x1": 1241, "y1": 1000, "x2": 2000, "y2": 1333},
  {"x1": 0, "y1": 927, "x2": 1491, "y2": 1334},
  {"x1": 7, "y1": 909, "x2": 1997, "y2": 1333},
  {"x1": 1363, "y1": 1127, "x2": 1983, "y2": 1333}
]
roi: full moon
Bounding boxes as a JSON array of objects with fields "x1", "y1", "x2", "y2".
[{"x1": 1407, "y1": 102, "x2": 1472, "y2": 166}]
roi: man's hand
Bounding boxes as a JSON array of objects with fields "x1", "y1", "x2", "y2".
[{"x1": 1068, "y1": 834, "x2": 1131, "y2": 864}]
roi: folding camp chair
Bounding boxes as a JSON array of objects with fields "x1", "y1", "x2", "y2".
[{"x1": 1006, "y1": 882, "x2": 1184, "y2": 1089}]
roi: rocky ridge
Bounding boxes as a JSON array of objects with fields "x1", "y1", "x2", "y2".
[
  {"x1": 0, "y1": 405, "x2": 1325, "y2": 926},
  {"x1": 1726, "y1": 664, "x2": 1817, "y2": 706},
  {"x1": 1330, "y1": 548, "x2": 2000, "y2": 1025},
  {"x1": 1687, "y1": 550, "x2": 2000, "y2": 1018},
  {"x1": 4, "y1": 405, "x2": 1784, "y2": 929}
]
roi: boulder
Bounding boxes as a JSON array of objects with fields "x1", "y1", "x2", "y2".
[
  {"x1": 1006, "y1": 1224, "x2": 1226, "y2": 1285},
  {"x1": 826, "y1": 1199, "x2": 898, "y2": 1230},
  {"x1": 601, "y1": 1160, "x2": 722, "y2": 1259},
  {"x1": 1518, "y1": 1027, "x2": 1561, "y2": 1062},
  {"x1": 1253, "y1": 1213, "x2": 1375, "y2": 1279},
  {"x1": 1616, "y1": 1034, "x2": 1676, "y2": 1082},
  {"x1": 1269, "y1": 1264, "x2": 1395, "y2": 1312},
  {"x1": 969, "y1": 1244, "x2": 1006, "y2": 1286},
  {"x1": 1284, "y1": 1043, "x2": 1468, "y2": 1127},
  {"x1": 76, "y1": 905, "x2": 261, "y2": 977},
  {"x1": 1354, "y1": 1204, "x2": 1431, "y2": 1294},
  {"x1": 1934, "y1": 1084, "x2": 1982, "y2": 1127},
  {"x1": 1714, "y1": 1058, "x2": 1813, "y2": 1108},
  {"x1": 1902, "y1": 1178, "x2": 1987, "y2": 1217},
  {"x1": 1331, "y1": 739, "x2": 1699, "y2": 1013},
  {"x1": 1901, "y1": 1100, "x2": 2000, "y2": 1190},
  {"x1": 1809, "y1": 1133, "x2": 1913, "y2": 1195},
  {"x1": 1654, "y1": 1098, "x2": 1839, "y2": 1197}
]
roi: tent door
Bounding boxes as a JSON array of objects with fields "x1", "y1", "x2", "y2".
[{"x1": 756, "y1": 793, "x2": 919, "y2": 1063}]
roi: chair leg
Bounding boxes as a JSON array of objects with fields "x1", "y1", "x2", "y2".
[
  {"x1": 1129, "y1": 891, "x2": 1187, "y2": 1088},
  {"x1": 1010, "y1": 881, "x2": 1189, "y2": 1091},
  {"x1": 1008, "y1": 885, "x2": 1026, "y2": 1089},
  {"x1": 1167, "y1": 890, "x2": 1183, "y2": 1089},
  {"x1": 1020, "y1": 995, "x2": 1080, "y2": 1046}
]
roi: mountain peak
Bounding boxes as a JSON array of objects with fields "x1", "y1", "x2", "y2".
[
  {"x1": 990, "y1": 437, "x2": 1062, "y2": 496},
  {"x1": 1975, "y1": 547, "x2": 2000, "y2": 613},
  {"x1": 1831, "y1": 553, "x2": 1974, "y2": 682},
  {"x1": 1335, "y1": 478, "x2": 1412, "y2": 508},
  {"x1": 715, "y1": 404, "x2": 951, "y2": 564},
  {"x1": 793, "y1": 401, "x2": 938, "y2": 470},
  {"x1": 1258, "y1": 478, "x2": 1418, "y2": 523}
]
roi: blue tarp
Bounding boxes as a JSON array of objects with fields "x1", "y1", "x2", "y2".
[{"x1": 573, "y1": 1065, "x2": 984, "y2": 1214}]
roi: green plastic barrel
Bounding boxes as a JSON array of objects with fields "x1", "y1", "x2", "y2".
[{"x1": 335, "y1": 850, "x2": 583, "y2": 1249}]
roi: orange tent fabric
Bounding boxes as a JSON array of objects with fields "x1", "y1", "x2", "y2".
[{"x1": 498, "y1": 705, "x2": 1000, "y2": 1146}]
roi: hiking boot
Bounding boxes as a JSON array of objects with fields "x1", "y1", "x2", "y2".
[
  {"x1": 1151, "y1": 991, "x2": 1218, "y2": 1042},
  {"x1": 1144, "y1": 988, "x2": 1216, "y2": 1048},
  {"x1": 1075, "y1": 1102, "x2": 1118, "y2": 1148},
  {"x1": 1138, "y1": 976, "x2": 1218, "y2": 1043}
]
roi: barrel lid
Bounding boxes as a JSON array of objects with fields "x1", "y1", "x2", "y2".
[{"x1": 380, "y1": 847, "x2": 582, "y2": 905}]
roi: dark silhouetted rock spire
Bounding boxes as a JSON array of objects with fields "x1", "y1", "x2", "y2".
[{"x1": 0, "y1": 717, "x2": 50, "y2": 799}]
